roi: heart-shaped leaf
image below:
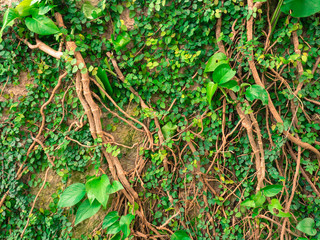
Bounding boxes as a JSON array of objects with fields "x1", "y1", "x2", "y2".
[
  {"x1": 58, "y1": 183, "x2": 86, "y2": 207},
  {"x1": 75, "y1": 199, "x2": 101, "y2": 225},
  {"x1": 245, "y1": 84, "x2": 268, "y2": 105},
  {"x1": 212, "y1": 64, "x2": 236, "y2": 84},
  {"x1": 206, "y1": 82, "x2": 218, "y2": 106},
  {"x1": 106, "y1": 180, "x2": 124, "y2": 194},
  {"x1": 268, "y1": 199, "x2": 291, "y2": 217},
  {"x1": 205, "y1": 52, "x2": 229, "y2": 73},
  {"x1": 25, "y1": 15, "x2": 60, "y2": 35},
  {"x1": 102, "y1": 211, "x2": 119, "y2": 229},
  {"x1": 282, "y1": 0, "x2": 320, "y2": 18},
  {"x1": 261, "y1": 184, "x2": 283, "y2": 197},
  {"x1": 296, "y1": 218, "x2": 317, "y2": 236},
  {"x1": 86, "y1": 174, "x2": 110, "y2": 207}
]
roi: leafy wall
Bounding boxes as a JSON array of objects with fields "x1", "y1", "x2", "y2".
[{"x1": 0, "y1": 0, "x2": 320, "y2": 239}]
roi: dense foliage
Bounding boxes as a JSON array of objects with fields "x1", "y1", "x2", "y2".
[{"x1": 1, "y1": 0, "x2": 320, "y2": 239}]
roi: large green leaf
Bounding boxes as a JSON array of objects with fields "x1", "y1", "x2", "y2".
[
  {"x1": 296, "y1": 218, "x2": 317, "y2": 236},
  {"x1": 75, "y1": 199, "x2": 101, "y2": 225},
  {"x1": 245, "y1": 84, "x2": 268, "y2": 105},
  {"x1": 102, "y1": 211, "x2": 119, "y2": 229},
  {"x1": 171, "y1": 230, "x2": 191, "y2": 240},
  {"x1": 105, "y1": 180, "x2": 124, "y2": 194},
  {"x1": 282, "y1": 0, "x2": 320, "y2": 18},
  {"x1": 25, "y1": 15, "x2": 60, "y2": 35},
  {"x1": 206, "y1": 82, "x2": 218, "y2": 106},
  {"x1": 268, "y1": 199, "x2": 291, "y2": 218},
  {"x1": 58, "y1": 183, "x2": 86, "y2": 207},
  {"x1": 85, "y1": 175, "x2": 110, "y2": 207},
  {"x1": 212, "y1": 64, "x2": 236, "y2": 84},
  {"x1": 0, "y1": 9, "x2": 19, "y2": 41},
  {"x1": 15, "y1": 0, "x2": 33, "y2": 17},
  {"x1": 261, "y1": 184, "x2": 283, "y2": 197},
  {"x1": 204, "y1": 52, "x2": 229, "y2": 73}
]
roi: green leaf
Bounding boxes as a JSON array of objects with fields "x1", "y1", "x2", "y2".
[
  {"x1": 204, "y1": 52, "x2": 228, "y2": 73},
  {"x1": 230, "y1": 84, "x2": 240, "y2": 92},
  {"x1": 75, "y1": 199, "x2": 101, "y2": 225},
  {"x1": 171, "y1": 230, "x2": 191, "y2": 240},
  {"x1": 120, "y1": 214, "x2": 135, "y2": 226},
  {"x1": 97, "y1": 67, "x2": 113, "y2": 95},
  {"x1": 85, "y1": 175, "x2": 110, "y2": 207},
  {"x1": 120, "y1": 214, "x2": 134, "y2": 238},
  {"x1": 268, "y1": 199, "x2": 282, "y2": 213},
  {"x1": 0, "y1": 9, "x2": 19, "y2": 41},
  {"x1": 241, "y1": 199, "x2": 256, "y2": 208},
  {"x1": 82, "y1": 1, "x2": 102, "y2": 19},
  {"x1": 261, "y1": 184, "x2": 283, "y2": 197},
  {"x1": 252, "y1": 207, "x2": 262, "y2": 218},
  {"x1": 58, "y1": 183, "x2": 86, "y2": 207},
  {"x1": 121, "y1": 223, "x2": 130, "y2": 239},
  {"x1": 106, "y1": 222, "x2": 121, "y2": 235},
  {"x1": 282, "y1": 0, "x2": 320, "y2": 18},
  {"x1": 15, "y1": 0, "x2": 33, "y2": 17},
  {"x1": 297, "y1": 218, "x2": 317, "y2": 236},
  {"x1": 251, "y1": 191, "x2": 266, "y2": 208},
  {"x1": 218, "y1": 80, "x2": 238, "y2": 89},
  {"x1": 110, "y1": 32, "x2": 131, "y2": 51},
  {"x1": 72, "y1": 65, "x2": 78, "y2": 73},
  {"x1": 245, "y1": 84, "x2": 268, "y2": 105},
  {"x1": 110, "y1": 233, "x2": 121, "y2": 240},
  {"x1": 106, "y1": 180, "x2": 124, "y2": 194},
  {"x1": 95, "y1": 75, "x2": 107, "y2": 100},
  {"x1": 116, "y1": 5, "x2": 124, "y2": 14},
  {"x1": 102, "y1": 211, "x2": 119, "y2": 229},
  {"x1": 206, "y1": 82, "x2": 218, "y2": 106},
  {"x1": 38, "y1": 5, "x2": 55, "y2": 15},
  {"x1": 25, "y1": 15, "x2": 60, "y2": 35},
  {"x1": 212, "y1": 64, "x2": 236, "y2": 84},
  {"x1": 268, "y1": 199, "x2": 291, "y2": 218},
  {"x1": 162, "y1": 122, "x2": 178, "y2": 140}
]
